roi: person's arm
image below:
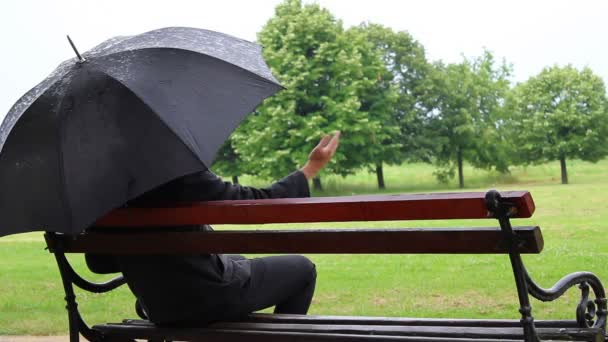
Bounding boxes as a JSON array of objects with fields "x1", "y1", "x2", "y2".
[
  {"x1": 131, "y1": 132, "x2": 340, "y2": 203},
  {"x1": 177, "y1": 169, "x2": 310, "y2": 201},
  {"x1": 178, "y1": 131, "x2": 341, "y2": 202}
]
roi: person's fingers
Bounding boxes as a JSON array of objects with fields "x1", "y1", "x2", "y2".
[
  {"x1": 310, "y1": 132, "x2": 340, "y2": 163},
  {"x1": 316, "y1": 134, "x2": 331, "y2": 148},
  {"x1": 326, "y1": 131, "x2": 341, "y2": 153}
]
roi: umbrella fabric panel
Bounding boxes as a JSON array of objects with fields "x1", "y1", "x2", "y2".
[
  {"x1": 0, "y1": 26, "x2": 281, "y2": 155},
  {"x1": 0, "y1": 73, "x2": 206, "y2": 236},
  {"x1": 83, "y1": 27, "x2": 280, "y2": 85},
  {"x1": 0, "y1": 26, "x2": 283, "y2": 237},
  {"x1": 60, "y1": 71, "x2": 205, "y2": 233},
  {"x1": 0, "y1": 82, "x2": 70, "y2": 235},
  {"x1": 0, "y1": 59, "x2": 75, "y2": 152},
  {"x1": 90, "y1": 49, "x2": 281, "y2": 166}
]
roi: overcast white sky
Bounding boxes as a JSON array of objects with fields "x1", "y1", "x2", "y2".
[{"x1": 1, "y1": 0, "x2": 607, "y2": 118}]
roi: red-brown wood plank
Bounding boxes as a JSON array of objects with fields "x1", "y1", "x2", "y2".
[
  {"x1": 95, "y1": 191, "x2": 535, "y2": 227},
  {"x1": 50, "y1": 227, "x2": 543, "y2": 254}
]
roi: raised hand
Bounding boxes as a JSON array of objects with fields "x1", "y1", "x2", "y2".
[{"x1": 300, "y1": 131, "x2": 341, "y2": 180}]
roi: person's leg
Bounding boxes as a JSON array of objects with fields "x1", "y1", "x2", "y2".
[
  {"x1": 181, "y1": 255, "x2": 316, "y2": 325},
  {"x1": 240, "y1": 255, "x2": 316, "y2": 314}
]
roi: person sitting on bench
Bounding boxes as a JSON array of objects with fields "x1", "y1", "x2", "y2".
[{"x1": 110, "y1": 132, "x2": 340, "y2": 325}]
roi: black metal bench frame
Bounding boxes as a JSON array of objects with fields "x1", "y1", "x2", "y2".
[{"x1": 44, "y1": 190, "x2": 608, "y2": 341}]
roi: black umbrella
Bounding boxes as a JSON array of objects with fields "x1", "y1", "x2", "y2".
[{"x1": 0, "y1": 27, "x2": 282, "y2": 237}]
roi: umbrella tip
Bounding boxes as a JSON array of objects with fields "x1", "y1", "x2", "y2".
[{"x1": 66, "y1": 35, "x2": 86, "y2": 63}]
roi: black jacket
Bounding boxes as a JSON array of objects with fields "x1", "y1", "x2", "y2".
[{"x1": 92, "y1": 169, "x2": 310, "y2": 324}]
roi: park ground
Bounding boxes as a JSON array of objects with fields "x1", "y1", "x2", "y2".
[
  {"x1": 1, "y1": 159, "x2": 607, "y2": 337},
  {"x1": 0, "y1": 337, "x2": 68, "y2": 341}
]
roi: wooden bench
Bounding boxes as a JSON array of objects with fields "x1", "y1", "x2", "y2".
[{"x1": 44, "y1": 190, "x2": 608, "y2": 342}]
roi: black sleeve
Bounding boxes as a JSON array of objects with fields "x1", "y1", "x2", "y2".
[
  {"x1": 128, "y1": 170, "x2": 310, "y2": 206},
  {"x1": 177, "y1": 169, "x2": 310, "y2": 202}
]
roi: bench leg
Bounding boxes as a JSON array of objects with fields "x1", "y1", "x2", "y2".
[
  {"x1": 487, "y1": 189, "x2": 608, "y2": 341},
  {"x1": 487, "y1": 190, "x2": 539, "y2": 342},
  {"x1": 53, "y1": 252, "x2": 104, "y2": 342},
  {"x1": 506, "y1": 250, "x2": 538, "y2": 342}
]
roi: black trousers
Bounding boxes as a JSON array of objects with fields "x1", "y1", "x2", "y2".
[{"x1": 208, "y1": 254, "x2": 317, "y2": 323}]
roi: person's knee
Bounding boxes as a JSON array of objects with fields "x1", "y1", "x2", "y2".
[
  {"x1": 297, "y1": 255, "x2": 316, "y2": 283},
  {"x1": 309, "y1": 259, "x2": 317, "y2": 281}
]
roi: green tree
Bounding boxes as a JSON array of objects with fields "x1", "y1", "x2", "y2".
[
  {"x1": 350, "y1": 23, "x2": 432, "y2": 189},
  {"x1": 427, "y1": 51, "x2": 512, "y2": 188},
  {"x1": 509, "y1": 65, "x2": 608, "y2": 184},
  {"x1": 233, "y1": 0, "x2": 384, "y2": 190},
  {"x1": 345, "y1": 24, "x2": 400, "y2": 189},
  {"x1": 211, "y1": 138, "x2": 245, "y2": 184}
]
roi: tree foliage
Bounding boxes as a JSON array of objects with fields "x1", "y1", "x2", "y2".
[
  {"x1": 350, "y1": 23, "x2": 432, "y2": 188},
  {"x1": 426, "y1": 51, "x2": 512, "y2": 188},
  {"x1": 212, "y1": 1, "x2": 608, "y2": 190},
  {"x1": 232, "y1": 0, "x2": 391, "y2": 187},
  {"x1": 509, "y1": 65, "x2": 608, "y2": 184},
  {"x1": 345, "y1": 24, "x2": 399, "y2": 188},
  {"x1": 211, "y1": 138, "x2": 245, "y2": 183}
]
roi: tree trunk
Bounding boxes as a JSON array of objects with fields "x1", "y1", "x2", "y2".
[
  {"x1": 457, "y1": 148, "x2": 464, "y2": 189},
  {"x1": 232, "y1": 175, "x2": 239, "y2": 184},
  {"x1": 376, "y1": 163, "x2": 386, "y2": 189},
  {"x1": 313, "y1": 177, "x2": 323, "y2": 191},
  {"x1": 560, "y1": 156, "x2": 568, "y2": 184}
]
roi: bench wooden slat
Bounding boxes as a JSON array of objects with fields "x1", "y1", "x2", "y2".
[
  {"x1": 242, "y1": 313, "x2": 580, "y2": 328},
  {"x1": 93, "y1": 319, "x2": 602, "y2": 341},
  {"x1": 48, "y1": 226, "x2": 543, "y2": 254},
  {"x1": 208, "y1": 322, "x2": 602, "y2": 341},
  {"x1": 94, "y1": 191, "x2": 535, "y2": 227},
  {"x1": 95, "y1": 324, "x2": 524, "y2": 342}
]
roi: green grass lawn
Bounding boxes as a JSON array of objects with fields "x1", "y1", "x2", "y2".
[{"x1": 1, "y1": 159, "x2": 607, "y2": 335}]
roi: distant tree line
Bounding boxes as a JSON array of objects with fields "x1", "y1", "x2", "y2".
[{"x1": 212, "y1": 0, "x2": 608, "y2": 189}]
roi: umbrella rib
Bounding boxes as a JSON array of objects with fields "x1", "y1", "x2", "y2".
[{"x1": 55, "y1": 80, "x2": 76, "y2": 234}]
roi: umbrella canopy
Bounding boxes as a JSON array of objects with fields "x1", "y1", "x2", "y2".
[{"x1": 0, "y1": 27, "x2": 282, "y2": 237}]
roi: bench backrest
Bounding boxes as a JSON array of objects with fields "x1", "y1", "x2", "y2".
[
  {"x1": 45, "y1": 191, "x2": 542, "y2": 255},
  {"x1": 94, "y1": 191, "x2": 535, "y2": 226}
]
